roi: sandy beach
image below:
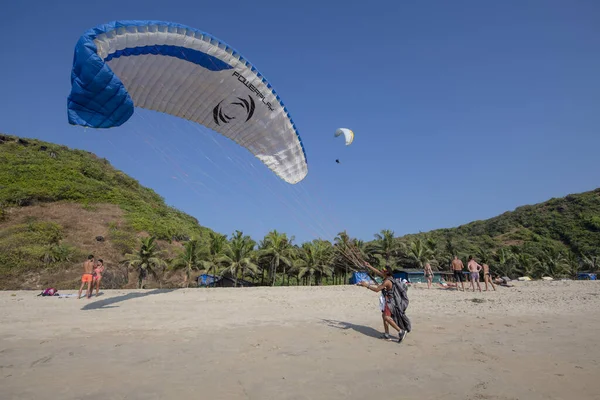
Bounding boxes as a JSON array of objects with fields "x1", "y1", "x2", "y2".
[{"x1": 1, "y1": 281, "x2": 599, "y2": 400}]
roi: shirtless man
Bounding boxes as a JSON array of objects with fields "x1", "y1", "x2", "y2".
[
  {"x1": 482, "y1": 263, "x2": 496, "y2": 291},
  {"x1": 424, "y1": 263, "x2": 433, "y2": 289},
  {"x1": 78, "y1": 255, "x2": 95, "y2": 299},
  {"x1": 467, "y1": 256, "x2": 483, "y2": 292},
  {"x1": 451, "y1": 255, "x2": 465, "y2": 291}
]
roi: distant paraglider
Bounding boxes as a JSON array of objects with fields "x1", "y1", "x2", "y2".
[
  {"x1": 334, "y1": 128, "x2": 353, "y2": 164},
  {"x1": 334, "y1": 128, "x2": 354, "y2": 146}
]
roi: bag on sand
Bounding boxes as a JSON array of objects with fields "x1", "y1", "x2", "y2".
[{"x1": 38, "y1": 288, "x2": 58, "y2": 297}]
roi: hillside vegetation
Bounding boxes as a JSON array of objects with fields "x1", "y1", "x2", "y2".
[
  {"x1": 0, "y1": 133, "x2": 598, "y2": 290},
  {"x1": 0, "y1": 134, "x2": 210, "y2": 240},
  {"x1": 393, "y1": 188, "x2": 600, "y2": 277},
  {"x1": 0, "y1": 134, "x2": 212, "y2": 289}
]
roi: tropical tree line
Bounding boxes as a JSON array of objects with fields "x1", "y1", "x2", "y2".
[{"x1": 121, "y1": 229, "x2": 600, "y2": 289}]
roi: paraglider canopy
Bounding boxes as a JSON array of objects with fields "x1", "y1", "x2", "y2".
[
  {"x1": 66, "y1": 20, "x2": 308, "y2": 185},
  {"x1": 334, "y1": 128, "x2": 354, "y2": 146}
]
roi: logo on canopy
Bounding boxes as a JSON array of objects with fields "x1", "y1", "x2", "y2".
[{"x1": 212, "y1": 95, "x2": 256, "y2": 126}]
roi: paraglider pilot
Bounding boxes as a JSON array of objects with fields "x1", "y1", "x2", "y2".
[{"x1": 358, "y1": 262, "x2": 411, "y2": 343}]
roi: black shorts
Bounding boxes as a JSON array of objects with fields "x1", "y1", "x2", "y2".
[{"x1": 453, "y1": 270, "x2": 463, "y2": 282}]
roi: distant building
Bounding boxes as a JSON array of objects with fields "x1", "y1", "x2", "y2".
[{"x1": 393, "y1": 269, "x2": 462, "y2": 284}]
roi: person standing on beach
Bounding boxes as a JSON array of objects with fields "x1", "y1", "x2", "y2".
[
  {"x1": 360, "y1": 263, "x2": 411, "y2": 343},
  {"x1": 424, "y1": 263, "x2": 433, "y2": 289},
  {"x1": 482, "y1": 263, "x2": 496, "y2": 291},
  {"x1": 467, "y1": 256, "x2": 483, "y2": 292},
  {"x1": 92, "y1": 259, "x2": 105, "y2": 297},
  {"x1": 78, "y1": 255, "x2": 95, "y2": 299},
  {"x1": 451, "y1": 255, "x2": 465, "y2": 291}
]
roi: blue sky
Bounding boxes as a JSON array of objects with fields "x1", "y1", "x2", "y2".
[{"x1": 1, "y1": 0, "x2": 599, "y2": 243}]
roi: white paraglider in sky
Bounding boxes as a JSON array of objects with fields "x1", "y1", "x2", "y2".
[
  {"x1": 334, "y1": 128, "x2": 354, "y2": 146},
  {"x1": 334, "y1": 128, "x2": 354, "y2": 163}
]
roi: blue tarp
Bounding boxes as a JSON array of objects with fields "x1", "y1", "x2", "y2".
[
  {"x1": 349, "y1": 271, "x2": 375, "y2": 285},
  {"x1": 197, "y1": 274, "x2": 217, "y2": 286},
  {"x1": 577, "y1": 273, "x2": 597, "y2": 280}
]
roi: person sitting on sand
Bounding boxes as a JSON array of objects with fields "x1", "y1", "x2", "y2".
[
  {"x1": 424, "y1": 263, "x2": 433, "y2": 289},
  {"x1": 482, "y1": 263, "x2": 496, "y2": 292},
  {"x1": 451, "y1": 255, "x2": 466, "y2": 292},
  {"x1": 92, "y1": 259, "x2": 105, "y2": 297},
  {"x1": 360, "y1": 262, "x2": 411, "y2": 343},
  {"x1": 78, "y1": 255, "x2": 95, "y2": 299},
  {"x1": 494, "y1": 275, "x2": 514, "y2": 287},
  {"x1": 467, "y1": 256, "x2": 483, "y2": 292},
  {"x1": 438, "y1": 277, "x2": 456, "y2": 289}
]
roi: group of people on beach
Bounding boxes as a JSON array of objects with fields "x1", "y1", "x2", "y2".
[
  {"x1": 449, "y1": 255, "x2": 496, "y2": 292},
  {"x1": 78, "y1": 255, "x2": 105, "y2": 299},
  {"x1": 421, "y1": 255, "x2": 496, "y2": 292}
]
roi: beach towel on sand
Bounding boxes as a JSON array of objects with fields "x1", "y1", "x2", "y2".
[
  {"x1": 386, "y1": 278, "x2": 412, "y2": 333},
  {"x1": 38, "y1": 288, "x2": 58, "y2": 296}
]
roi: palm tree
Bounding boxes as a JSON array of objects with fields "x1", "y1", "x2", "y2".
[
  {"x1": 122, "y1": 236, "x2": 168, "y2": 289},
  {"x1": 200, "y1": 232, "x2": 231, "y2": 285},
  {"x1": 368, "y1": 229, "x2": 401, "y2": 267},
  {"x1": 582, "y1": 252, "x2": 599, "y2": 273},
  {"x1": 564, "y1": 250, "x2": 582, "y2": 278},
  {"x1": 515, "y1": 252, "x2": 538, "y2": 278},
  {"x1": 495, "y1": 248, "x2": 515, "y2": 278},
  {"x1": 537, "y1": 247, "x2": 567, "y2": 278},
  {"x1": 258, "y1": 230, "x2": 295, "y2": 286},
  {"x1": 295, "y1": 239, "x2": 333, "y2": 286},
  {"x1": 475, "y1": 247, "x2": 490, "y2": 264},
  {"x1": 425, "y1": 236, "x2": 439, "y2": 264},
  {"x1": 408, "y1": 238, "x2": 434, "y2": 269},
  {"x1": 441, "y1": 235, "x2": 459, "y2": 270},
  {"x1": 353, "y1": 239, "x2": 368, "y2": 261},
  {"x1": 171, "y1": 238, "x2": 203, "y2": 287},
  {"x1": 333, "y1": 231, "x2": 357, "y2": 284},
  {"x1": 222, "y1": 230, "x2": 258, "y2": 287}
]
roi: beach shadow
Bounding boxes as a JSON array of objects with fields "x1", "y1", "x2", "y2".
[
  {"x1": 81, "y1": 289, "x2": 175, "y2": 311},
  {"x1": 321, "y1": 319, "x2": 382, "y2": 339}
]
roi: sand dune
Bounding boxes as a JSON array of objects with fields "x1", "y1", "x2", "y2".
[{"x1": 1, "y1": 281, "x2": 599, "y2": 400}]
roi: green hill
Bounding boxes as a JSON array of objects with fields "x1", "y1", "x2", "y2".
[
  {"x1": 0, "y1": 133, "x2": 212, "y2": 289},
  {"x1": 392, "y1": 189, "x2": 600, "y2": 277}
]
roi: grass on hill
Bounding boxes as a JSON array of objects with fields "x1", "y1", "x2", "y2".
[{"x1": 0, "y1": 133, "x2": 212, "y2": 241}]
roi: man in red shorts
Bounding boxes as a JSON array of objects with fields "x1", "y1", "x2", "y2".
[{"x1": 78, "y1": 255, "x2": 95, "y2": 299}]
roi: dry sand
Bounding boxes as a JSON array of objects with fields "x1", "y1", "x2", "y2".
[{"x1": 1, "y1": 281, "x2": 599, "y2": 400}]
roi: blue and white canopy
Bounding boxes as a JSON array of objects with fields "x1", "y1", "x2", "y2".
[{"x1": 67, "y1": 20, "x2": 308, "y2": 184}]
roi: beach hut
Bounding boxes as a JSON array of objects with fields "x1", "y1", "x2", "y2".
[{"x1": 393, "y1": 269, "x2": 450, "y2": 284}]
